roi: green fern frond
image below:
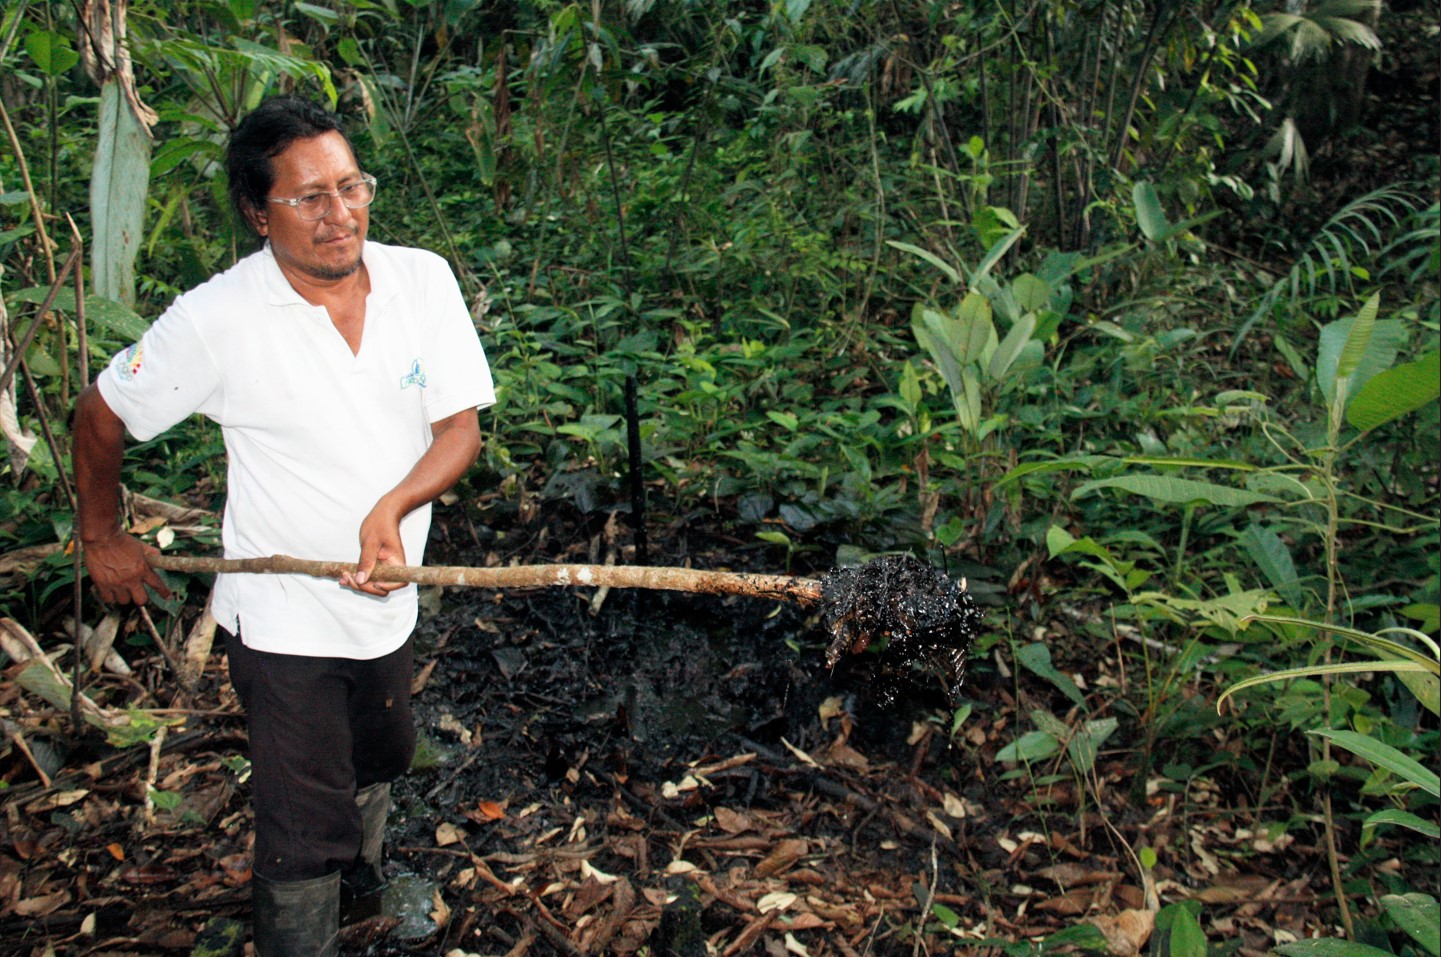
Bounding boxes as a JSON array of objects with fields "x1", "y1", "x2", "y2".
[
  {"x1": 1235, "y1": 184, "x2": 1426, "y2": 349},
  {"x1": 1253, "y1": 0, "x2": 1382, "y2": 61}
]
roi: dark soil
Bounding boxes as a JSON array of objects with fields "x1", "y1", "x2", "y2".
[{"x1": 0, "y1": 497, "x2": 1373, "y2": 957}]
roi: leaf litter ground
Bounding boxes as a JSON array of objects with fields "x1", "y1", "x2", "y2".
[{"x1": 0, "y1": 502, "x2": 1379, "y2": 956}]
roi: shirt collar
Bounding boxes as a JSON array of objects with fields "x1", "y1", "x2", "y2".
[{"x1": 260, "y1": 240, "x2": 398, "y2": 309}]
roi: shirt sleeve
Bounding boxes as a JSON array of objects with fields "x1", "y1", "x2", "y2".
[
  {"x1": 95, "y1": 300, "x2": 223, "y2": 442},
  {"x1": 419, "y1": 257, "x2": 496, "y2": 423}
]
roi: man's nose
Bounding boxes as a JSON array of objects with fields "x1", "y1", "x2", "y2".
[{"x1": 323, "y1": 193, "x2": 357, "y2": 225}]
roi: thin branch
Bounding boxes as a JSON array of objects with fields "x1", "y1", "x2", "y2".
[{"x1": 150, "y1": 553, "x2": 824, "y2": 604}]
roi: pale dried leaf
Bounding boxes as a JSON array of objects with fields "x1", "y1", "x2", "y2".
[
  {"x1": 714, "y1": 806, "x2": 753, "y2": 834},
  {"x1": 1092, "y1": 908, "x2": 1155, "y2": 957},
  {"x1": 780, "y1": 737, "x2": 818, "y2": 767},
  {"x1": 755, "y1": 839, "x2": 807, "y2": 878},
  {"x1": 757, "y1": 891, "x2": 797, "y2": 913},
  {"x1": 581, "y1": 859, "x2": 619, "y2": 884},
  {"x1": 15, "y1": 891, "x2": 71, "y2": 918},
  {"x1": 26, "y1": 790, "x2": 89, "y2": 814},
  {"x1": 435, "y1": 822, "x2": 468, "y2": 847}
]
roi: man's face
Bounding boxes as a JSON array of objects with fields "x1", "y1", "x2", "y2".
[{"x1": 251, "y1": 130, "x2": 368, "y2": 283}]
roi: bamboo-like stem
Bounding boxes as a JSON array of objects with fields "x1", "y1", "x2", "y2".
[{"x1": 150, "y1": 554, "x2": 824, "y2": 606}]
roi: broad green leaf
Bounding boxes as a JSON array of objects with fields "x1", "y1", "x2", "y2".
[
  {"x1": 959, "y1": 365, "x2": 982, "y2": 433},
  {"x1": 970, "y1": 226, "x2": 1025, "y2": 286},
  {"x1": 765, "y1": 411, "x2": 798, "y2": 431},
  {"x1": 1275, "y1": 940, "x2": 1399, "y2": 957},
  {"x1": 1240, "y1": 615, "x2": 1440, "y2": 669},
  {"x1": 1045, "y1": 525, "x2": 1114, "y2": 562},
  {"x1": 1010, "y1": 273, "x2": 1051, "y2": 311},
  {"x1": 1396, "y1": 672, "x2": 1440, "y2": 717},
  {"x1": 1309, "y1": 728, "x2": 1439, "y2": 797},
  {"x1": 149, "y1": 137, "x2": 221, "y2": 178},
  {"x1": 887, "y1": 240, "x2": 962, "y2": 285},
  {"x1": 1241, "y1": 524, "x2": 1304, "y2": 607},
  {"x1": 1317, "y1": 314, "x2": 1404, "y2": 406},
  {"x1": 1073, "y1": 475, "x2": 1279, "y2": 508},
  {"x1": 1274, "y1": 333, "x2": 1310, "y2": 381},
  {"x1": 1120, "y1": 455, "x2": 1256, "y2": 470},
  {"x1": 995, "y1": 456, "x2": 1107, "y2": 489},
  {"x1": 294, "y1": 2, "x2": 340, "y2": 24},
  {"x1": 1335, "y1": 292, "x2": 1380, "y2": 379},
  {"x1": 1015, "y1": 642, "x2": 1084, "y2": 707},
  {"x1": 1219, "y1": 661, "x2": 1439, "y2": 713},
  {"x1": 912, "y1": 306, "x2": 966, "y2": 412},
  {"x1": 1133, "y1": 180, "x2": 1171, "y2": 241},
  {"x1": 955, "y1": 291, "x2": 996, "y2": 365},
  {"x1": 1140, "y1": 589, "x2": 1272, "y2": 635},
  {"x1": 988, "y1": 312, "x2": 1036, "y2": 381},
  {"x1": 1366, "y1": 809, "x2": 1441, "y2": 840},
  {"x1": 1066, "y1": 717, "x2": 1117, "y2": 774},
  {"x1": 83, "y1": 296, "x2": 150, "y2": 341},
  {"x1": 1380, "y1": 893, "x2": 1440, "y2": 956},
  {"x1": 898, "y1": 361, "x2": 921, "y2": 413},
  {"x1": 337, "y1": 37, "x2": 364, "y2": 66},
  {"x1": 996, "y1": 730, "x2": 1061, "y2": 764},
  {"x1": 25, "y1": 30, "x2": 80, "y2": 76},
  {"x1": 1166, "y1": 901, "x2": 1207, "y2": 957},
  {"x1": 1347, "y1": 351, "x2": 1440, "y2": 431}
]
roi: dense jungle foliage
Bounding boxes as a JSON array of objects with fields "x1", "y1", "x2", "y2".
[{"x1": 0, "y1": 0, "x2": 1437, "y2": 953}]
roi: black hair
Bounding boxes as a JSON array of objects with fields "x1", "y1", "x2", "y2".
[{"x1": 224, "y1": 95, "x2": 358, "y2": 240}]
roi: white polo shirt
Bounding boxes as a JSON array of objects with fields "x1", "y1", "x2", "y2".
[{"x1": 98, "y1": 242, "x2": 495, "y2": 659}]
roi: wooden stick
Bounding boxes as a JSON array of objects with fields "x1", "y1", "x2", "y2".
[{"x1": 149, "y1": 553, "x2": 824, "y2": 605}]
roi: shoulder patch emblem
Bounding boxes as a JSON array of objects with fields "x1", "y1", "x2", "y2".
[
  {"x1": 117, "y1": 343, "x2": 144, "y2": 382},
  {"x1": 399, "y1": 358, "x2": 427, "y2": 389}
]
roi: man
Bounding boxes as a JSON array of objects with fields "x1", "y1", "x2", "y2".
[{"x1": 72, "y1": 95, "x2": 495, "y2": 956}]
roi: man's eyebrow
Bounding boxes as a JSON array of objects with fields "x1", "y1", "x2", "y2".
[{"x1": 293, "y1": 172, "x2": 364, "y2": 192}]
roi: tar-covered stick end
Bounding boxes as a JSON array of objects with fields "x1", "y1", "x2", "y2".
[{"x1": 820, "y1": 555, "x2": 984, "y2": 702}]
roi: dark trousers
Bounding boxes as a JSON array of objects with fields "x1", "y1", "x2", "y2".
[{"x1": 225, "y1": 629, "x2": 416, "y2": 882}]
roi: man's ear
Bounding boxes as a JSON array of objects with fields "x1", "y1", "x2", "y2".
[{"x1": 242, "y1": 203, "x2": 268, "y2": 237}]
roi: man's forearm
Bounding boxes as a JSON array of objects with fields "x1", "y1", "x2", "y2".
[
  {"x1": 73, "y1": 384, "x2": 128, "y2": 543},
  {"x1": 377, "y1": 409, "x2": 482, "y2": 521}
]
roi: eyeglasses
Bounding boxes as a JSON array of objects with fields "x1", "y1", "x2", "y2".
[{"x1": 266, "y1": 174, "x2": 378, "y2": 221}]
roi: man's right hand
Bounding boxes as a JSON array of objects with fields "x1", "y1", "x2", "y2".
[{"x1": 82, "y1": 530, "x2": 171, "y2": 606}]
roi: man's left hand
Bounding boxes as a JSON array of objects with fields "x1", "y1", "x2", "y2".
[{"x1": 343, "y1": 499, "x2": 407, "y2": 597}]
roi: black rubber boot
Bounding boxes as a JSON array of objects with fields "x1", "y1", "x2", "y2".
[
  {"x1": 342, "y1": 782, "x2": 391, "y2": 898},
  {"x1": 251, "y1": 872, "x2": 340, "y2": 957}
]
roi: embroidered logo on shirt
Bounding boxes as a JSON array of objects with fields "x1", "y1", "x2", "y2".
[
  {"x1": 399, "y1": 358, "x2": 427, "y2": 389},
  {"x1": 117, "y1": 343, "x2": 144, "y2": 382}
]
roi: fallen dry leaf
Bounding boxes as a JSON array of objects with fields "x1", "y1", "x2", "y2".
[
  {"x1": 1035, "y1": 862, "x2": 1123, "y2": 887},
  {"x1": 25, "y1": 789, "x2": 89, "y2": 814},
  {"x1": 1036, "y1": 886, "x2": 1095, "y2": 916},
  {"x1": 411, "y1": 659, "x2": 438, "y2": 694},
  {"x1": 757, "y1": 891, "x2": 797, "y2": 913},
  {"x1": 822, "y1": 739, "x2": 870, "y2": 769},
  {"x1": 580, "y1": 859, "x2": 619, "y2": 884},
  {"x1": 755, "y1": 838, "x2": 807, "y2": 878},
  {"x1": 780, "y1": 738, "x2": 819, "y2": 768},
  {"x1": 1092, "y1": 908, "x2": 1155, "y2": 957},
  {"x1": 1193, "y1": 873, "x2": 1275, "y2": 904},
  {"x1": 463, "y1": 800, "x2": 506, "y2": 823},
  {"x1": 430, "y1": 888, "x2": 451, "y2": 927},
  {"x1": 435, "y1": 822, "x2": 468, "y2": 847},
  {"x1": 714, "y1": 806, "x2": 753, "y2": 834},
  {"x1": 15, "y1": 890, "x2": 71, "y2": 917}
]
